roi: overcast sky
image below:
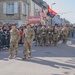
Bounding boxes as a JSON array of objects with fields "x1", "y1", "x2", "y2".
[{"x1": 44, "y1": 0, "x2": 75, "y2": 24}]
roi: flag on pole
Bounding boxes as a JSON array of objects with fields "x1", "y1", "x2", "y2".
[{"x1": 47, "y1": 6, "x2": 57, "y2": 18}]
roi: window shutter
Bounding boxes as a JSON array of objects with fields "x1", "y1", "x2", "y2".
[
  {"x1": 26, "y1": 4, "x2": 28, "y2": 16},
  {"x1": 3, "y1": 3, "x2": 7, "y2": 14},
  {"x1": 7, "y1": 4, "x2": 10, "y2": 14},
  {"x1": 14, "y1": 2, "x2": 18, "y2": 14},
  {"x1": 21, "y1": 2, "x2": 24, "y2": 14}
]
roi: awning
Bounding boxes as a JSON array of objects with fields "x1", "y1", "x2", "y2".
[{"x1": 29, "y1": 16, "x2": 40, "y2": 24}]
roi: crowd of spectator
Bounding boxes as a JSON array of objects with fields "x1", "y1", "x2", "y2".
[{"x1": 0, "y1": 25, "x2": 24, "y2": 50}]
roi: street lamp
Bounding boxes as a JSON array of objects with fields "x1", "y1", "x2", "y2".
[
  {"x1": 51, "y1": 3, "x2": 56, "y2": 26},
  {"x1": 51, "y1": 3, "x2": 56, "y2": 9}
]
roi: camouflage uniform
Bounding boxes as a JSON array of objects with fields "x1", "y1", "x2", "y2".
[
  {"x1": 61, "y1": 27, "x2": 68, "y2": 43},
  {"x1": 68, "y1": 26, "x2": 71, "y2": 37},
  {"x1": 47, "y1": 27, "x2": 53, "y2": 46},
  {"x1": 9, "y1": 29, "x2": 20, "y2": 59},
  {"x1": 70, "y1": 26, "x2": 74, "y2": 37},
  {"x1": 35, "y1": 26, "x2": 41, "y2": 46},
  {"x1": 40, "y1": 26, "x2": 47, "y2": 46},
  {"x1": 58, "y1": 27, "x2": 62, "y2": 41},
  {"x1": 22, "y1": 26, "x2": 34, "y2": 59},
  {"x1": 53, "y1": 27, "x2": 59, "y2": 46}
]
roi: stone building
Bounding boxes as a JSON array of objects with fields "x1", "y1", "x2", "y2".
[{"x1": 0, "y1": 0, "x2": 30, "y2": 27}]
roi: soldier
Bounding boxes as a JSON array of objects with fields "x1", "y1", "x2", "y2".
[
  {"x1": 35, "y1": 25, "x2": 41, "y2": 46},
  {"x1": 53, "y1": 26, "x2": 59, "y2": 46},
  {"x1": 47, "y1": 26, "x2": 53, "y2": 46},
  {"x1": 61, "y1": 26, "x2": 68, "y2": 44},
  {"x1": 9, "y1": 24, "x2": 20, "y2": 59},
  {"x1": 68, "y1": 26, "x2": 71, "y2": 37},
  {"x1": 22, "y1": 23, "x2": 34, "y2": 60},
  {"x1": 70, "y1": 26, "x2": 74, "y2": 37},
  {"x1": 58, "y1": 26, "x2": 62, "y2": 41},
  {"x1": 40, "y1": 25, "x2": 47, "y2": 46},
  {"x1": 33, "y1": 25, "x2": 37, "y2": 46}
]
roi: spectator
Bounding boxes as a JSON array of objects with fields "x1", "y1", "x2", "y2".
[
  {"x1": 0, "y1": 24, "x2": 3, "y2": 49},
  {"x1": 2, "y1": 25, "x2": 10, "y2": 48},
  {"x1": 19, "y1": 27, "x2": 23, "y2": 44}
]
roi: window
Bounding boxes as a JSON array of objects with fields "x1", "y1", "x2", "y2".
[
  {"x1": 7, "y1": 3, "x2": 14, "y2": 14},
  {"x1": 3, "y1": 2, "x2": 18, "y2": 14},
  {"x1": 22, "y1": 2, "x2": 26, "y2": 15},
  {"x1": 24, "y1": 4, "x2": 26, "y2": 15},
  {"x1": 26, "y1": 4, "x2": 28, "y2": 16},
  {"x1": 35, "y1": 10, "x2": 40, "y2": 16}
]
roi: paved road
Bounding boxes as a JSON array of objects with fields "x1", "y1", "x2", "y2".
[{"x1": 0, "y1": 38, "x2": 75, "y2": 75}]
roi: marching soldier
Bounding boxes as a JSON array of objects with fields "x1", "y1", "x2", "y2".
[
  {"x1": 61, "y1": 26, "x2": 68, "y2": 44},
  {"x1": 9, "y1": 24, "x2": 20, "y2": 59},
  {"x1": 22, "y1": 23, "x2": 34, "y2": 60},
  {"x1": 57, "y1": 26, "x2": 62, "y2": 41},
  {"x1": 70, "y1": 26, "x2": 74, "y2": 37},
  {"x1": 35, "y1": 25, "x2": 41, "y2": 46},
  {"x1": 47, "y1": 26, "x2": 53, "y2": 46},
  {"x1": 53, "y1": 26, "x2": 59, "y2": 46},
  {"x1": 68, "y1": 26, "x2": 71, "y2": 37},
  {"x1": 40, "y1": 25, "x2": 47, "y2": 46}
]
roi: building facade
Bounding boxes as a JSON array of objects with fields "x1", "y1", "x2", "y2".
[
  {"x1": 29, "y1": 0, "x2": 48, "y2": 25},
  {"x1": 29, "y1": 0, "x2": 41, "y2": 25},
  {"x1": 0, "y1": 0, "x2": 30, "y2": 27}
]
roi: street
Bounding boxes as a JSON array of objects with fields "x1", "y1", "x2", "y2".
[
  {"x1": 0, "y1": 0, "x2": 75, "y2": 75},
  {"x1": 0, "y1": 38, "x2": 75, "y2": 75}
]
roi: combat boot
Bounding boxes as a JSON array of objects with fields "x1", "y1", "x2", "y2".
[
  {"x1": 9, "y1": 54, "x2": 13, "y2": 59},
  {"x1": 28, "y1": 53, "x2": 32, "y2": 58},
  {"x1": 13, "y1": 52, "x2": 18, "y2": 58},
  {"x1": 13, "y1": 55, "x2": 17, "y2": 59},
  {"x1": 22, "y1": 55, "x2": 26, "y2": 60}
]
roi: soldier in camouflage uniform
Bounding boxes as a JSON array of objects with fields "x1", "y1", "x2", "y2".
[
  {"x1": 40, "y1": 25, "x2": 47, "y2": 46},
  {"x1": 9, "y1": 24, "x2": 20, "y2": 59},
  {"x1": 53, "y1": 26, "x2": 59, "y2": 46},
  {"x1": 61, "y1": 26, "x2": 68, "y2": 44},
  {"x1": 58, "y1": 26, "x2": 63, "y2": 41},
  {"x1": 22, "y1": 23, "x2": 34, "y2": 60},
  {"x1": 35, "y1": 25, "x2": 41, "y2": 46},
  {"x1": 70, "y1": 26, "x2": 74, "y2": 37},
  {"x1": 47, "y1": 26, "x2": 53, "y2": 46},
  {"x1": 68, "y1": 26, "x2": 71, "y2": 37}
]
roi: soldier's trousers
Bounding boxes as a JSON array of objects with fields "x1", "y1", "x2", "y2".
[
  {"x1": 71, "y1": 32, "x2": 74, "y2": 37},
  {"x1": 63, "y1": 35, "x2": 68, "y2": 43},
  {"x1": 40, "y1": 35, "x2": 46, "y2": 46},
  {"x1": 35, "y1": 35, "x2": 41, "y2": 46},
  {"x1": 48, "y1": 36, "x2": 53, "y2": 45},
  {"x1": 23, "y1": 39, "x2": 32, "y2": 56},
  {"x1": 53, "y1": 34, "x2": 58, "y2": 46},
  {"x1": 9, "y1": 42, "x2": 18, "y2": 55}
]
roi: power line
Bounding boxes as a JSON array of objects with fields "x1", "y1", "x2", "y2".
[{"x1": 58, "y1": 11, "x2": 75, "y2": 15}]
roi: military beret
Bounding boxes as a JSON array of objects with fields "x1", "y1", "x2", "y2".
[{"x1": 27, "y1": 23, "x2": 31, "y2": 26}]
